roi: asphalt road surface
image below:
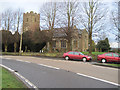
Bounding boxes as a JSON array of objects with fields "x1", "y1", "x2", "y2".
[{"x1": 1, "y1": 58, "x2": 119, "y2": 88}]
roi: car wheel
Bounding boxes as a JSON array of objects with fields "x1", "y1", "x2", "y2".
[
  {"x1": 65, "y1": 56, "x2": 69, "y2": 60},
  {"x1": 82, "y1": 57, "x2": 87, "y2": 62},
  {"x1": 101, "y1": 59, "x2": 106, "y2": 63}
]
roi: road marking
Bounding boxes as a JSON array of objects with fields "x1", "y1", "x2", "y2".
[
  {"x1": 16, "y1": 59, "x2": 24, "y2": 62},
  {"x1": 77, "y1": 73, "x2": 120, "y2": 86},
  {"x1": 92, "y1": 65, "x2": 118, "y2": 71},
  {"x1": 0, "y1": 64, "x2": 38, "y2": 89},
  {"x1": 24, "y1": 61, "x2": 31, "y2": 63},
  {"x1": 16, "y1": 59, "x2": 31, "y2": 63},
  {"x1": 38, "y1": 64, "x2": 60, "y2": 70},
  {"x1": 0, "y1": 64, "x2": 14, "y2": 72},
  {"x1": 3, "y1": 58, "x2": 12, "y2": 60}
]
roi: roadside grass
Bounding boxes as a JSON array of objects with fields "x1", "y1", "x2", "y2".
[
  {"x1": 1, "y1": 67, "x2": 27, "y2": 88},
  {"x1": 81, "y1": 52, "x2": 106, "y2": 62},
  {"x1": 2, "y1": 52, "x2": 105, "y2": 56},
  {"x1": 2, "y1": 52, "x2": 64, "y2": 57},
  {"x1": 94, "y1": 63, "x2": 120, "y2": 68},
  {"x1": 81, "y1": 52, "x2": 105, "y2": 55},
  {"x1": 0, "y1": 67, "x2": 2, "y2": 89},
  {"x1": 105, "y1": 63, "x2": 120, "y2": 67}
]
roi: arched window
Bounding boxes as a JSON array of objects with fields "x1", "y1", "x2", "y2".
[
  {"x1": 53, "y1": 40, "x2": 56, "y2": 48},
  {"x1": 61, "y1": 40, "x2": 66, "y2": 48},
  {"x1": 74, "y1": 40, "x2": 77, "y2": 48}
]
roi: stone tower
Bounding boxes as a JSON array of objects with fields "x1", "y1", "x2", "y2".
[{"x1": 23, "y1": 11, "x2": 40, "y2": 32}]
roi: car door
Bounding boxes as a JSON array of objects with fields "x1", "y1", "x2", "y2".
[
  {"x1": 74, "y1": 52, "x2": 80, "y2": 60},
  {"x1": 105, "y1": 53, "x2": 114, "y2": 62},
  {"x1": 68, "y1": 52, "x2": 74, "y2": 59},
  {"x1": 113, "y1": 53, "x2": 119, "y2": 62}
]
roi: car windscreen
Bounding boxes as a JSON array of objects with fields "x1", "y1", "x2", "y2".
[
  {"x1": 79, "y1": 52, "x2": 84, "y2": 55},
  {"x1": 68, "y1": 52, "x2": 74, "y2": 54},
  {"x1": 113, "y1": 53, "x2": 119, "y2": 57},
  {"x1": 105, "y1": 53, "x2": 112, "y2": 56}
]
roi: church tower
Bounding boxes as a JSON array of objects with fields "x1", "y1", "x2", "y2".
[{"x1": 23, "y1": 11, "x2": 40, "y2": 32}]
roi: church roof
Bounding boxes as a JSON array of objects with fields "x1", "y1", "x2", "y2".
[{"x1": 52, "y1": 27, "x2": 84, "y2": 38}]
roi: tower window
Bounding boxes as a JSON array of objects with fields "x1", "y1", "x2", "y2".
[
  {"x1": 35, "y1": 18, "x2": 36, "y2": 22},
  {"x1": 27, "y1": 18, "x2": 28, "y2": 22}
]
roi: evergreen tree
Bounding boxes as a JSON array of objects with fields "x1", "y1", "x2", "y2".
[{"x1": 96, "y1": 38, "x2": 110, "y2": 52}]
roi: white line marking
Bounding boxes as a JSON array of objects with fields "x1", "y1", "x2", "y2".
[
  {"x1": 38, "y1": 64, "x2": 60, "y2": 70},
  {"x1": 16, "y1": 60, "x2": 31, "y2": 63},
  {"x1": 0, "y1": 64, "x2": 14, "y2": 72},
  {"x1": 3, "y1": 58, "x2": 12, "y2": 60},
  {"x1": 0, "y1": 64, "x2": 37, "y2": 88},
  {"x1": 15, "y1": 72, "x2": 37, "y2": 88},
  {"x1": 77, "y1": 73, "x2": 120, "y2": 86},
  {"x1": 92, "y1": 65, "x2": 118, "y2": 71},
  {"x1": 16, "y1": 59, "x2": 24, "y2": 62},
  {"x1": 24, "y1": 61, "x2": 31, "y2": 63}
]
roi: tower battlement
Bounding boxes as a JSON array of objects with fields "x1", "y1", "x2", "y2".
[{"x1": 24, "y1": 11, "x2": 40, "y2": 15}]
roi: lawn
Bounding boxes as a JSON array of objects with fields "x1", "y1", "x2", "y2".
[{"x1": 1, "y1": 67, "x2": 27, "y2": 88}]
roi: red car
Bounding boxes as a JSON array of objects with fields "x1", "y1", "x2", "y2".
[
  {"x1": 63, "y1": 51, "x2": 92, "y2": 62},
  {"x1": 97, "y1": 53, "x2": 120, "y2": 63}
]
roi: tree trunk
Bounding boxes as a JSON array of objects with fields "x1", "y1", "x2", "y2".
[
  {"x1": 49, "y1": 41, "x2": 53, "y2": 53},
  {"x1": 14, "y1": 42, "x2": 17, "y2": 53},
  {"x1": 67, "y1": 39, "x2": 72, "y2": 51},
  {"x1": 19, "y1": 32, "x2": 22, "y2": 53},
  {"x1": 88, "y1": 32, "x2": 92, "y2": 54},
  {"x1": 5, "y1": 44, "x2": 7, "y2": 52},
  {"x1": 17, "y1": 16, "x2": 20, "y2": 32},
  {"x1": 25, "y1": 46, "x2": 27, "y2": 52}
]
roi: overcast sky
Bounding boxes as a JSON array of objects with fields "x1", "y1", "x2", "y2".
[{"x1": 0, "y1": 0, "x2": 119, "y2": 48}]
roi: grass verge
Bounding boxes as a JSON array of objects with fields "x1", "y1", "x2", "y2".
[
  {"x1": 94, "y1": 63, "x2": 120, "y2": 68},
  {"x1": 2, "y1": 52, "x2": 64, "y2": 58},
  {"x1": 1, "y1": 67, "x2": 27, "y2": 88},
  {"x1": 105, "y1": 63, "x2": 120, "y2": 67}
]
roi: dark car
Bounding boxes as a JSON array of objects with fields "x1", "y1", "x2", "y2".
[
  {"x1": 97, "y1": 53, "x2": 120, "y2": 63},
  {"x1": 63, "y1": 51, "x2": 92, "y2": 62}
]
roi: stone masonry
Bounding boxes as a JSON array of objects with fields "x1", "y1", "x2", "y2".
[{"x1": 23, "y1": 11, "x2": 40, "y2": 32}]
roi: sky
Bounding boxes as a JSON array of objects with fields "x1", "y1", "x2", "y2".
[{"x1": 0, "y1": 0, "x2": 119, "y2": 48}]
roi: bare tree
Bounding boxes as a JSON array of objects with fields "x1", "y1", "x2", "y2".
[
  {"x1": 58, "y1": 0, "x2": 79, "y2": 51},
  {"x1": 1, "y1": 9, "x2": 13, "y2": 31},
  {"x1": 1, "y1": 11, "x2": 7, "y2": 30},
  {"x1": 111, "y1": 2, "x2": 120, "y2": 42},
  {"x1": 79, "y1": 0, "x2": 108, "y2": 54},
  {"x1": 7, "y1": 8, "x2": 23, "y2": 52},
  {"x1": 12, "y1": 8, "x2": 23, "y2": 32},
  {"x1": 1, "y1": 8, "x2": 23, "y2": 31},
  {"x1": 0, "y1": 13, "x2": 1, "y2": 29},
  {"x1": 13, "y1": 11, "x2": 17, "y2": 31},
  {"x1": 16, "y1": 9, "x2": 23, "y2": 32},
  {"x1": 40, "y1": 2, "x2": 58, "y2": 52}
]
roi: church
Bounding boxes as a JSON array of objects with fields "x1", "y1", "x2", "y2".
[{"x1": 23, "y1": 11, "x2": 89, "y2": 52}]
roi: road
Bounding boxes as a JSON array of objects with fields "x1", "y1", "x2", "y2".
[{"x1": 1, "y1": 56, "x2": 119, "y2": 88}]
